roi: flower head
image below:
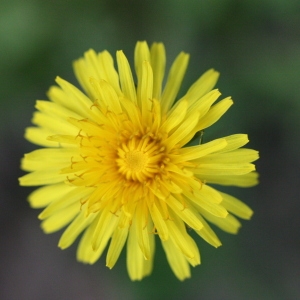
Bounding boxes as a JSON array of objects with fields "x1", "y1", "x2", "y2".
[{"x1": 19, "y1": 41, "x2": 259, "y2": 281}]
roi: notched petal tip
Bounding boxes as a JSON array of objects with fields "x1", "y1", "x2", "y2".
[
  {"x1": 55, "y1": 75, "x2": 62, "y2": 83},
  {"x1": 18, "y1": 176, "x2": 26, "y2": 186}
]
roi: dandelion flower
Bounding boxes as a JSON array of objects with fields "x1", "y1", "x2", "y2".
[{"x1": 19, "y1": 41, "x2": 259, "y2": 281}]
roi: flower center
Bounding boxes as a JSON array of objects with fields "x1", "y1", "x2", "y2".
[
  {"x1": 124, "y1": 150, "x2": 148, "y2": 173},
  {"x1": 116, "y1": 135, "x2": 166, "y2": 182}
]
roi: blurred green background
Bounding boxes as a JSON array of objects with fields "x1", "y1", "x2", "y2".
[{"x1": 1, "y1": 0, "x2": 299, "y2": 299}]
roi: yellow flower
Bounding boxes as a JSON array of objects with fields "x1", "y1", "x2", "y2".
[{"x1": 19, "y1": 41, "x2": 259, "y2": 281}]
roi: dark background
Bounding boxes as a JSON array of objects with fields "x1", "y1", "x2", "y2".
[{"x1": 1, "y1": 0, "x2": 299, "y2": 299}]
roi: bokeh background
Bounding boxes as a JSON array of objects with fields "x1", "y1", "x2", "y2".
[{"x1": 1, "y1": 0, "x2": 299, "y2": 299}]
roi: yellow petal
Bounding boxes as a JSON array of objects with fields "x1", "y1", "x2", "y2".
[
  {"x1": 19, "y1": 169, "x2": 66, "y2": 186},
  {"x1": 106, "y1": 213, "x2": 129, "y2": 269},
  {"x1": 197, "y1": 149, "x2": 259, "y2": 164},
  {"x1": 194, "y1": 184, "x2": 223, "y2": 204},
  {"x1": 161, "y1": 238, "x2": 190, "y2": 281},
  {"x1": 198, "y1": 171, "x2": 259, "y2": 187},
  {"x1": 32, "y1": 111, "x2": 78, "y2": 136},
  {"x1": 167, "y1": 195, "x2": 203, "y2": 231},
  {"x1": 47, "y1": 134, "x2": 78, "y2": 146},
  {"x1": 41, "y1": 201, "x2": 79, "y2": 233},
  {"x1": 196, "y1": 97, "x2": 233, "y2": 131},
  {"x1": 190, "y1": 190, "x2": 228, "y2": 218},
  {"x1": 119, "y1": 96, "x2": 143, "y2": 131},
  {"x1": 89, "y1": 78, "x2": 123, "y2": 114},
  {"x1": 150, "y1": 99, "x2": 162, "y2": 133},
  {"x1": 54, "y1": 77, "x2": 98, "y2": 120},
  {"x1": 35, "y1": 100, "x2": 82, "y2": 120},
  {"x1": 38, "y1": 186, "x2": 91, "y2": 220},
  {"x1": 186, "y1": 89, "x2": 221, "y2": 117},
  {"x1": 28, "y1": 183, "x2": 71, "y2": 208},
  {"x1": 135, "y1": 200, "x2": 151, "y2": 260},
  {"x1": 116, "y1": 50, "x2": 137, "y2": 103},
  {"x1": 148, "y1": 200, "x2": 169, "y2": 241},
  {"x1": 220, "y1": 192, "x2": 253, "y2": 219},
  {"x1": 134, "y1": 41, "x2": 150, "y2": 83},
  {"x1": 77, "y1": 216, "x2": 103, "y2": 264},
  {"x1": 67, "y1": 117, "x2": 104, "y2": 137},
  {"x1": 161, "y1": 52, "x2": 189, "y2": 114},
  {"x1": 73, "y1": 49, "x2": 122, "y2": 99},
  {"x1": 58, "y1": 209, "x2": 96, "y2": 249},
  {"x1": 24, "y1": 127, "x2": 59, "y2": 147},
  {"x1": 166, "y1": 212, "x2": 196, "y2": 259},
  {"x1": 73, "y1": 49, "x2": 101, "y2": 100},
  {"x1": 185, "y1": 235, "x2": 201, "y2": 267},
  {"x1": 138, "y1": 61, "x2": 153, "y2": 120},
  {"x1": 160, "y1": 99, "x2": 188, "y2": 133},
  {"x1": 164, "y1": 110, "x2": 199, "y2": 150},
  {"x1": 178, "y1": 138, "x2": 227, "y2": 161},
  {"x1": 21, "y1": 148, "x2": 78, "y2": 171},
  {"x1": 126, "y1": 218, "x2": 154, "y2": 281},
  {"x1": 185, "y1": 69, "x2": 219, "y2": 105},
  {"x1": 150, "y1": 42, "x2": 166, "y2": 100},
  {"x1": 91, "y1": 207, "x2": 119, "y2": 251},
  {"x1": 193, "y1": 163, "x2": 255, "y2": 176},
  {"x1": 215, "y1": 134, "x2": 249, "y2": 153},
  {"x1": 200, "y1": 209, "x2": 242, "y2": 234},
  {"x1": 97, "y1": 50, "x2": 122, "y2": 95},
  {"x1": 194, "y1": 214, "x2": 222, "y2": 248}
]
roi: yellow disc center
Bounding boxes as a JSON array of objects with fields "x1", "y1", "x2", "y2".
[{"x1": 125, "y1": 150, "x2": 148, "y2": 173}]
